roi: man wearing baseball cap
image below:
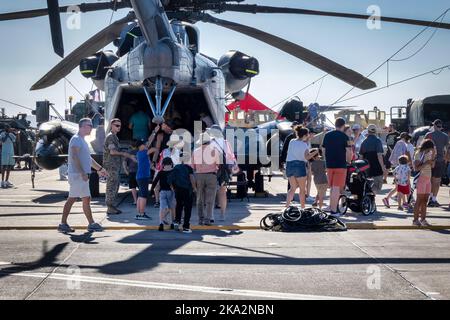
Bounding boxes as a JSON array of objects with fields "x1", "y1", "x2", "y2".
[
  {"x1": 425, "y1": 119, "x2": 449, "y2": 207},
  {"x1": 360, "y1": 124, "x2": 387, "y2": 195}
]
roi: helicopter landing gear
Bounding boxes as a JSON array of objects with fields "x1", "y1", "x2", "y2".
[{"x1": 143, "y1": 76, "x2": 177, "y2": 124}]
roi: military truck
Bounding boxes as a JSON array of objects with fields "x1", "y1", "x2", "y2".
[{"x1": 390, "y1": 95, "x2": 450, "y2": 133}]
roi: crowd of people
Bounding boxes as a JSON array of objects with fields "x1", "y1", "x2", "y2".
[
  {"x1": 283, "y1": 117, "x2": 449, "y2": 226},
  {"x1": 59, "y1": 116, "x2": 237, "y2": 234},
  {"x1": 4, "y1": 109, "x2": 449, "y2": 231}
]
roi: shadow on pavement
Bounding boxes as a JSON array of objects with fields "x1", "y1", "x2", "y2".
[{"x1": 0, "y1": 241, "x2": 69, "y2": 279}]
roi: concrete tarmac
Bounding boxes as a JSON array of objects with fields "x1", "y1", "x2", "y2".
[{"x1": 0, "y1": 170, "x2": 449, "y2": 300}]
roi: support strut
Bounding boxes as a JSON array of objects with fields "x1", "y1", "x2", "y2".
[{"x1": 143, "y1": 76, "x2": 177, "y2": 124}]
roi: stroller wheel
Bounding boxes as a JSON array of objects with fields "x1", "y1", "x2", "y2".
[
  {"x1": 337, "y1": 195, "x2": 348, "y2": 215},
  {"x1": 361, "y1": 195, "x2": 373, "y2": 216},
  {"x1": 370, "y1": 198, "x2": 377, "y2": 215}
]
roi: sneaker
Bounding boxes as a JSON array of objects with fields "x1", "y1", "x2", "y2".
[
  {"x1": 198, "y1": 220, "x2": 204, "y2": 226},
  {"x1": 173, "y1": 223, "x2": 179, "y2": 231},
  {"x1": 1, "y1": 181, "x2": 5, "y2": 188},
  {"x1": 107, "y1": 206, "x2": 121, "y2": 215},
  {"x1": 5, "y1": 181, "x2": 13, "y2": 188},
  {"x1": 382, "y1": 198, "x2": 390, "y2": 208},
  {"x1": 57, "y1": 223, "x2": 74, "y2": 233},
  {"x1": 204, "y1": 221, "x2": 212, "y2": 226},
  {"x1": 412, "y1": 220, "x2": 422, "y2": 226},
  {"x1": 210, "y1": 219, "x2": 215, "y2": 224},
  {"x1": 135, "y1": 213, "x2": 152, "y2": 220},
  {"x1": 87, "y1": 223, "x2": 104, "y2": 232},
  {"x1": 312, "y1": 202, "x2": 318, "y2": 207},
  {"x1": 397, "y1": 206, "x2": 403, "y2": 211},
  {"x1": 420, "y1": 219, "x2": 431, "y2": 227},
  {"x1": 429, "y1": 200, "x2": 441, "y2": 207},
  {"x1": 170, "y1": 223, "x2": 175, "y2": 230},
  {"x1": 306, "y1": 196, "x2": 315, "y2": 202},
  {"x1": 154, "y1": 202, "x2": 160, "y2": 208},
  {"x1": 182, "y1": 228, "x2": 192, "y2": 233},
  {"x1": 158, "y1": 223, "x2": 164, "y2": 231}
]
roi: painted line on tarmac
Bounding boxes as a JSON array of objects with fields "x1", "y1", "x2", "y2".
[
  {"x1": 0, "y1": 225, "x2": 450, "y2": 231},
  {"x1": 4, "y1": 271, "x2": 358, "y2": 300}
]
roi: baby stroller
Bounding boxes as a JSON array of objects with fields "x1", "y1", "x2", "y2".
[{"x1": 338, "y1": 160, "x2": 376, "y2": 216}]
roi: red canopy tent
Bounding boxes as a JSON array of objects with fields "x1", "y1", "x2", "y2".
[{"x1": 225, "y1": 93, "x2": 279, "y2": 123}]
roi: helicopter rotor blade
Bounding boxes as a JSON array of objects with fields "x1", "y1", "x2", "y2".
[
  {"x1": 219, "y1": 4, "x2": 450, "y2": 30},
  {"x1": 0, "y1": 1, "x2": 131, "y2": 21},
  {"x1": 198, "y1": 13, "x2": 376, "y2": 90},
  {"x1": 47, "y1": 0, "x2": 64, "y2": 57},
  {"x1": 30, "y1": 12, "x2": 135, "y2": 91}
]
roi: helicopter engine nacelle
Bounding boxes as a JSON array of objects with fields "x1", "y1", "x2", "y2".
[
  {"x1": 35, "y1": 121, "x2": 77, "y2": 170},
  {"x1": 79, "y1": 51, "x2": 119, "y2": 91},
  {"x1": 218, "y1": 51, "x2": 259, "y2": 94}
]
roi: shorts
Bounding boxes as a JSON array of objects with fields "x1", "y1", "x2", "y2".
[
  {"x1": 397, "y1": 184, "x2": 410, "y2": 195},
  {"x1": 159, "y1": 190, "x2": 175, "y2": 209},
  {"x1": 128, "y1": 172, "x2": 137, "y2": 189},
  {"x1": 68, "y1": 173, "x2": 91, "y2": 198},
  {"x1": 371, "y1": 175, "x2": 384, "y2": 194},
  {"x1": 416, "y1": 175, "x2": 431, "y2": 195},
  {"x1": 286, "y1": 160, "x2": 307, "y2": 178},
  {"x1": 327, "y1": 168, "x2": 347, "y2": 188},
  {"x1": 432, "y1": 160, "x2": 446, "y2": 178},
  {"x1": 137, "y1": 178, "x2": 149, "y2": 198}
]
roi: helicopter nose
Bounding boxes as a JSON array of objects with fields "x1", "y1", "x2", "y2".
[{"x1": 35, "y1": 138, "x2": 67, "y2": 170}]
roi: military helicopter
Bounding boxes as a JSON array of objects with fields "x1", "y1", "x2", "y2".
[{"x1": 2, "y1": 0, "x2": 450, "y2": 194}]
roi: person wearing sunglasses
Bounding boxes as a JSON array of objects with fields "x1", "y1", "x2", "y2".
[{"x1": 104, "y1": 118, "x2": 137, "y2": 215}]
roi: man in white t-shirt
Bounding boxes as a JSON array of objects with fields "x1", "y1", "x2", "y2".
[{"x1": 58, "y1": 118, "x2": 107, "y2": 234}]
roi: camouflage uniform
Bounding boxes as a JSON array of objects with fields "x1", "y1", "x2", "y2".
[{"x1": 103, "y1": 132, "x2": 122, "y2": 207}]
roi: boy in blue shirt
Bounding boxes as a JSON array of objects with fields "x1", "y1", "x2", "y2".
[{"x1": 135, "y1": 140, "x2": 152, "y2": 220}]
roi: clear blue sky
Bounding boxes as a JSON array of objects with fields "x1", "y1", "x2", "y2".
[{"x1": 1, "y1": 0, "x2": 449, "y2": 121}]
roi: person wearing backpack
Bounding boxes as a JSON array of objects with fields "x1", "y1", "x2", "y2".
[
  {"x1": 169, "y1": 157, "x2": 197, "y2": 233},
  {"x1": 209, "y1": 125, "x2": 238, "y2": 222}
]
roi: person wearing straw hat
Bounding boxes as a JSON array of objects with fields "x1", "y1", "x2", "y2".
[
  {"x1": 208, "y1": 124, "x2": 237, "y2": 222},
  {"x1": 191, "y1": 132, "x2": 220, "y2": 226}
]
